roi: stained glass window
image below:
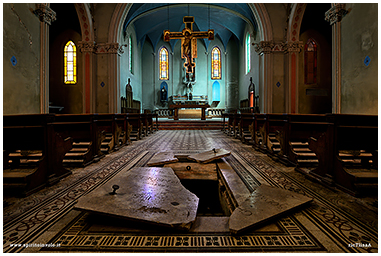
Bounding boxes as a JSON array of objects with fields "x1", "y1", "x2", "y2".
[
  {"x1": 129, "y1": 36, "x2": 133, "y2": 74},
  {"x1": 211, "y1": 46, "x2": 221, "y2": 80},
  {"x1": 246, "y1": 33, "x2": 251, "y2": 74},
  {"x1": 64, "y1": 41, "x2": 76, "y2": 84},
  {"x1": 159, "y1": 47, "x2": 169, "y2": 80},
  {"x1": 304, "y1": 38, "x2": 317, "y2": 84}
]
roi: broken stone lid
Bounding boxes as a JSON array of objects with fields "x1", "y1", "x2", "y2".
[
  {"x1": 187, "y1": 148, "x2": 231, "y2": 163},
  {"x1": 147, "y1": 152, "x2": 179, "y2": 166},
  {"x1": 75, "y1": 167, "x2": 199, "y2": 230},
  {"x1": 229, "y1": 184, "x2": 313, "y2": 234}
]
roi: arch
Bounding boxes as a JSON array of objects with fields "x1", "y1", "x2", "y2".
[
  {"x1": 211, "y1": 46, "x2": 221, "y2": 80},
  {"x1": 285, "y1": 3, "x2": 307, "y2": 113},
  {"x1": 108, "y1": 4, "x2": 271, "y2": 113},
  {"x1": 74, "y1": 4, "x2": 95, "y2": 42},
  {"x1": 212, "y1": 81, "x2": 220, "y2": 101},
  {"x1": 74, "y1": 4, "x2": 95, "y2": 113}
]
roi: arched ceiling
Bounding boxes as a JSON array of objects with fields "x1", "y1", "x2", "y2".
[{"x1": 123, "y1": 3, "x2": 257, "y2": 51}]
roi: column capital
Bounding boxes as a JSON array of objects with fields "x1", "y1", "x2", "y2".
[
  {"x1": 96, "y1": 42, "x2": 124, "y2": 55},
  {"x1": 254, "y1": 41, "x2": 286, "y2": 55},
  {"x1": 282, "y1": 41, "x2": 304, "y2": 54},
  {"x1": 78, "y1": 41, "x2": 96, "y2": 53},
  {"x1": 325, "y1": 4, "x2": 348, "y2": 25},
  {"x1": 34, "y1": 4, "x2": 56, "y2": 25}
]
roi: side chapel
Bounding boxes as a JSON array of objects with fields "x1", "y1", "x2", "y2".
[{"x1": 3, "y1": 3, "x2": 378, "y2": 253}]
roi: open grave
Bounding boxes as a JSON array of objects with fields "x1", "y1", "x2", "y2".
[{"x1": 74, "y1": 149, "x2": 313, "y2": 234}]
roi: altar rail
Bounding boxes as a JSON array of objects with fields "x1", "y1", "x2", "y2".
[
  {"x1": 207, "y1": 109, "x2": 225, "y2": 117},
  {"x1": 155, "y1": 108, "x2": 224, "y2": 118}
]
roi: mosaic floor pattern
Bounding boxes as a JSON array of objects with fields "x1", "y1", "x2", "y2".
[{"x1": 3, "y1": 130, "x2": 378, "y2": 253}]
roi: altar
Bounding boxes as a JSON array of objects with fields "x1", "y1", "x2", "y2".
[{"x1": 169, "y1": 103, "x2": 210, "y2": 120}]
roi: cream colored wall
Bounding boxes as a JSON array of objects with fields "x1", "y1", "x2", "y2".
[
  {"x1": 340, "y1": 3, "x2": 378, "y2": 114},
  {"x1": 3, "y1": 3, "x2": 41, "y2": 114}
]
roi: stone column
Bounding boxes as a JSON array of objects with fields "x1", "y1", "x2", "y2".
[
  {"x1": 152, "y1": 52, "x2": 156, "y2": 110},
  {"x1": 34, "y1": 4, "x2": 56, "y2": 113},
  {"x1": 255, "y1": 41, "x2": 274, "y2": 113},
  {"x1": 78, "y1": 41, "x2": 96, "y2": 113},
  {"x1": 325, "y1": 4, "x2": 348, "y2": 114},
  {"x1": 224, "y1": 51, "x2": 228, "y2": 110},
  {"x1": 283, "y1": 41, "x2": 303, "y2": 113}
]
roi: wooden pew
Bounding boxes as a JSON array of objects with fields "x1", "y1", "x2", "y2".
[
  {"x1": 264, "y1": 114, "x2": 288, "y2": 157},
  {"x1": 309, "y1": 114, "x2": 378, "y2": 196},
  {"x1": 152, "y1": 113, "x2": 159, "y2": 132},
  {"x1": 222, "y1": 113, "x2": 229, "y2": 133},
  {"x1": 114, "y1": 113, "x2": 132, "y2": 147},
  {"x1": 92, "y1": 114, "x2": 118, "y2": 154},
  {"x1": 230, "y1": 113, "x2": 241, "y2": 138},
  {"x1": 3, "y1": 114, "x2": 72, "y2": 196},
  {"x1": 51, "y1": 114, "x2": 105, "y2": 166},
  {"x1": 125, "y1": 113, "x2": 142, "y2": 141},
  {"x1": 281, "y1": 114, "x2": 330, "y2": 167},
  {"x1": 239, "y1": 113, "x2": 256, "y2": 144},
  {"x1": 253, "y1": 113, "x2": 267, "y2": 151},
  {"x1": 140, "y1": 113, "x2": 149, "y2": 137}
]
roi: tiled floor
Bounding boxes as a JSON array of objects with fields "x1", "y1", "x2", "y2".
[{"x1": 3, "y1": 130, "x2": 378, "y2": 253}]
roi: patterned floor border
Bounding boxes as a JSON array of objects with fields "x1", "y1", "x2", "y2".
[{"x1": 42, "y1": 211, "x2": 325, "y2": 252}]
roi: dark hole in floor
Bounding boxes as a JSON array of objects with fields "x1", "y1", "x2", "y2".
[{"x1": 180, "y1": 179, "x2": 229, "y2": 216}]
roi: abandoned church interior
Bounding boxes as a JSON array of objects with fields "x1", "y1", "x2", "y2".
[{"x1": 3, "y1": 3, "x2": 378, "y2": 253}]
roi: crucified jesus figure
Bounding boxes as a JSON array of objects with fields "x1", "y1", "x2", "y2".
[{"x1": 163, "y1": 16, "x2": 214, "y2": 74}]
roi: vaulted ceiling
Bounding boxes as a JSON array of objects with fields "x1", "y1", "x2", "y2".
[{"x1": 123, "y1": 3, "x2": 257, "y2": 51}]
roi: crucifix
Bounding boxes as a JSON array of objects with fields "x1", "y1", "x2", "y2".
[{"x1": 164, "y1": 16, "x2": 214, "y2": 73}]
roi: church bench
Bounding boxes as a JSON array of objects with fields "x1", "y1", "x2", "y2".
[
  {"x1": 252, "y1": 113, "x2": 267, "y2": 151},
  {"x1": 144, "y1": 112, "x2": 158, "y2": 134},
  {"x1": 281, "y1": 114, "x2": 331, "y2": 167},
  {"x1": 263, "y1": 114, "x2": 288, "y2": 157},
  {"x1": 222, "y1": 113, "x2": 229, "y2": 133},
  {"x1": 239, "y1": 113, "x2": 256, "y2": 144},
  {"x1": 50, "y1": 114, "x2": 105, "y2": 166},
  {"x1": 125, "y1": 113, "x2": 142, "y2": 141},
  {"x1": 225, "y1": 113, "x2": 241, "y2": 138},
  {"x1": 114, "y1": 114, "x2": 132, "y2": 147},
  {"x1": 3, "y1": 114, "x2": 73, "y2": 196},
  {"x1": 308, "y1": 114, "x2": 378, "y2": 196},
  {"x1": 92, "y1": 114, "x2": 119, "y2": 154},
  {"x1": 152, "y1": 113, "x2": 159, "y2": 132}
]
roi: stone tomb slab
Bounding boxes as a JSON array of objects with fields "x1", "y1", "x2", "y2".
[
  {"x1": 147, "y1": 152, "x2": 179, "y2": 166},
  {"x1": 187, "y1": 148, "x2": 231, "y2": 163},
  {"x1": 74, "y1": 167, "x2": 199, "y2": 230},
  {"x1": 164, "y1": 162, "x2": 217, "y2": 180},
  {"x1": 229, "y1": 184, "x2": 313, "y2": 234}
]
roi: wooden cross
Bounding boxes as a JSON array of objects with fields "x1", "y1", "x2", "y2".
[{"x1": 164, "y1": 16, "x2": 214, "y2": 73}]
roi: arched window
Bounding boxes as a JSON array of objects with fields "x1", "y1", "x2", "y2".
[
  {"x1": 159, "y1": 47, "x2": 169, "y2": 80},
  {"x1": 246, "y1": 33, "x2": 251, "y2": 74},
  {"x1": 129, "y1": 36, "x2": 133, "y2": 74},
  {"x1": 304, "y1": 38, "x2": 317, "y2": 84},
  {"x1": 64, "y1": 41, "x2": 77, "y2": 84},
  {"x1": 211, "y1": 46, "x2": 221, "y2": 80}
]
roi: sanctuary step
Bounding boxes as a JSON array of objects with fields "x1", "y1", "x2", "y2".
[{"x1": 157, "y1": 120, "x2": 223, "y2": 130}]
